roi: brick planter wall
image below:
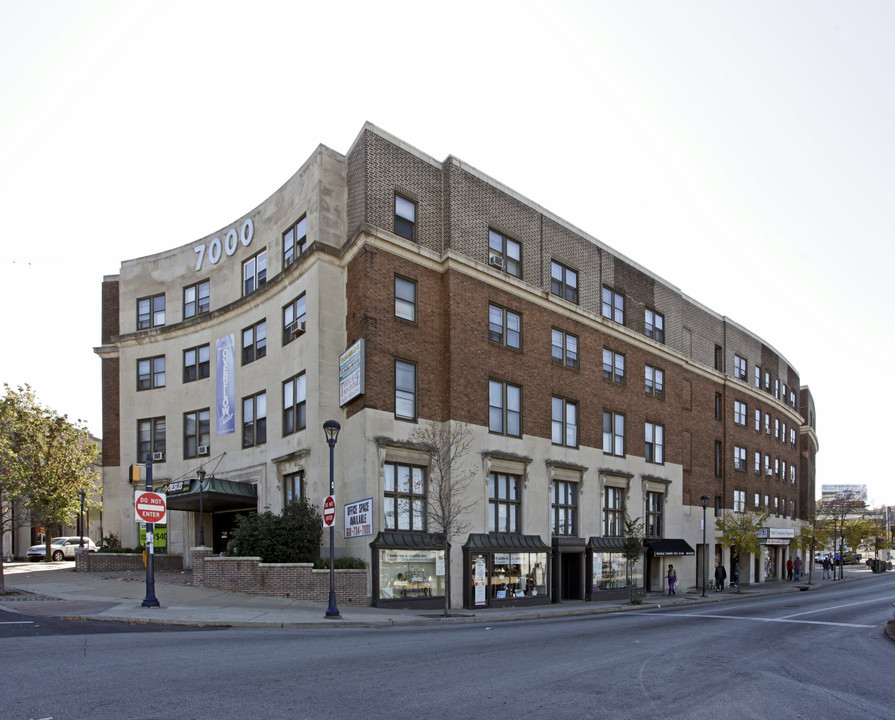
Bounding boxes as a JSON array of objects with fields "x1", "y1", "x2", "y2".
[
  {"x1": 193, "y1": 554, "x2": 367, "y2": 606},
  {"x1": 76, "y1": 551, "x2": 184, "y2": 573}
]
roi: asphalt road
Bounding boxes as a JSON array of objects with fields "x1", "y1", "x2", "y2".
[{"x1": 2, "y1": 572, "x2": 892, "y2": 720}]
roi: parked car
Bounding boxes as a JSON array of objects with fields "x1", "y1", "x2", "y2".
[{"x1": 26, "y1": 537, "x2": 98, "y2": 561}]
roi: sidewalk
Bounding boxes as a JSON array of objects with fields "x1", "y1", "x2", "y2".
[{"x1": 0, "y1": 562, "x2": 878, "y2": 630}]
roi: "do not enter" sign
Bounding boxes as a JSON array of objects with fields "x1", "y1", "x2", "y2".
[
  {"x1": 323, "y1": 495, "x2": 336, "y2": 527},
  {"x1": 135, "y1": 491, "x2": 167, "y2": 524}
]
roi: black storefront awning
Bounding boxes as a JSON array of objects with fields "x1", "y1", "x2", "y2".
[
  {"x1": 647, "y1": 538, "x2": 695, "y2": 556},
  {"x1": 586, "y1": 537, "x2": 630, "y2": 552},
  {"x1": 162, "y1": 477, "x2": 257, "y2": 513},
  {"x1": 463, "y1": 533, "x2": 551, "y2": 551},
  {"x1": 370, "y1": 531, "x2": 446, "y2": 549}
]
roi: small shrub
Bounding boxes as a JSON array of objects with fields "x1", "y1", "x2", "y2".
[
  {"x1": 227, "y1": 499, "x2": 323, "y2": 563},
  {"x1": 100, "y1": 532, "x2": 121, "y2": 549},
  {"x1": 314, "y1": 556, "x2": 367, "y2": 570}
]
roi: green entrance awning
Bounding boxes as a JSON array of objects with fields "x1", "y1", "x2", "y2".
[
  {"x1": 161, "y1": 477, "x2": 257, "y2": 513},
  {"x1": 463, "y1": 533, "x2": 551, "y2": 551},
  {"x1": 586, "y1": 537, "x2": 630, "y2": 552}
]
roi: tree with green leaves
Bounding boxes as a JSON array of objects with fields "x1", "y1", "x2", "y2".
[
  {"x1": 408, "y1": 421, "x2": 478, "y2": 617},
  {"x1": 622, "y1": 509, "x2": 645, "y2": 605},
  {"x1": 0, "y1": 384, "x2": 100, "y2": 593},
  {"x1": 714, "y1": 508, "x2": 771, "y2": 592},
  {"x1": 795, "y1": 512, "x2": 833, "y2": 584}
]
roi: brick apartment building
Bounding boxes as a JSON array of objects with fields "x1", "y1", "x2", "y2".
[{"x1": 95, "y1": 123, "x2": 818, "y2": 608}]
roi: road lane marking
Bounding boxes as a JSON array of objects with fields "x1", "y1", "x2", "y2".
[
  {"x1": 778, "y1": 595, "x2": 895, "y2": 620},
  {"x1": 0, "y1": 621, "x2": 35, "y2": 625},
  {"x1": 644, "y1": 612, "x2": 876, "y2": 628}
]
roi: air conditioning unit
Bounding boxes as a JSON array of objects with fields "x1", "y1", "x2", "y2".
[
  {"x1": 765, "y1": 468, "x2": 772, "y2": 476},
  {"x1": 488, "y1": 255, "x2": 505, "y2": 269},
  {"x1": 290, "y1": 320, "x2": 306, "y2": 337},
  {"x1": 198, "y1": 445, "x2": 210, "y2": 456},
  {"x1": 152, "y1": 452, "x2": 165, "y2": 462}
]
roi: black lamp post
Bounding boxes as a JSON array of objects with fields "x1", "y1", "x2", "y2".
[
  {"x1": 196, "y1": 467, "x2": 206, "y2": 547},
  {"x1": 323, "y1": 419, "x2": 341, "y2": 619},
  {"x1": 79, "y1": 491, "x2": 86, "y2": 548},
  {"x1": 700, "y1": 494, "x2": 710, "y2": 597}
]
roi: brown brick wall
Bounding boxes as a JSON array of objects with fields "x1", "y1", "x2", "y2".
[
  {"x1": 100, "y1": 278, "x2": 120, "y2": 467},
  {"x1": 76, "y1": 552, "x2": 183, "y2": 572}
]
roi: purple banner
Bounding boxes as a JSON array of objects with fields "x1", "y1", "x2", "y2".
[{"x1": 216, "y1": 334, "x2": 236, "y2": 435}]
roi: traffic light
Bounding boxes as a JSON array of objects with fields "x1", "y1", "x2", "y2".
[{"x1": 129, "y1": 464, "x2": 143, "y2": 484}]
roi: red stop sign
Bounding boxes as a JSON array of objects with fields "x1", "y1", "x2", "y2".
[{"x1": 323, "y1": 495, "x2": 336, "y2": 527}]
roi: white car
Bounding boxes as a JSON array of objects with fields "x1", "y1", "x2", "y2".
[{"x1": 26, "y1": 537, "x2": 98, "y2": 561}]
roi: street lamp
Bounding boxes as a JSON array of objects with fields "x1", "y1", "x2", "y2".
[
  {"x1": 79, "y1": 491, "x2": 86, "y2": 548},
  {"x1": 323, "y1": 419, "x2": 341, "y2": 619},
  {"x1": 701, "y1": 494, "x2": 710, "y2": 597},
  {"x1": 196, "y1": 467, "x2": 206, "y2": 547}
]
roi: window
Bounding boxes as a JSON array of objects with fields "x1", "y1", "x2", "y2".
[
  {"x1": 603, "y1": 486, "x2": 623, "y2": 537},
  {"x1": 714, "y1": 345, "x2": 723, "y2": 371},
  {"x1": 488, "y1": 230, "x2": 521, "y2": 277},
  {"x1": 137, "y1": 417, "x2": 165, "y2": 461},
  {"x1": 489, "y1": 380, "x2": 521, "y2": 437},
  {"x1": 781, "y1": 421, "x2": 786, "y2": 442},
  {"x1": 183, "y1": 344, "x2": 210, "y2": 383},
  {"x1": 734, "y1": 354, "x2": 747, "y2": 380},
  {"x1": 283, "y1": 295, "x2": 306, "y2": 345},
  {"x1": 601, "y1": 286, "x2": 625, "y2": 324},
  {"x1": 790, "y1": 390, "x2": 796, "y2": 409},
  {"x1": 754, "y1": 451, "x2": 761, "y2": 475},
  {"x1": 754, "y1": 366, "x2": 761, "y2": 388},
  {"x1": 734, "y1": 446, "x2": 746, "y2": 471},
  {"x1": 714, "y1": 441, "x2": 722, "y2": 477},
  {"x1": 774, "y1": 418, "x2": 780, "y2": 439},
  {"x1": 774, "y1": 379, "x2": 780, "y2": 399},
  {"x1": 490, "y1": 305, "x2": 521, "y2": 349},
  {"x1": 284, "y1": 471, "x2": 304, "y2": 504},
  {"x1": 242, "y1": 250, "x2": 267, "y2": 295},
  {"x1": 646, "y1": 491, "x2": 663, "y2": 538},
  {"x1": 790, "y1": 428, "x2": 797, "y2": 447},
  {"x1": 764, "y1": 455, "x2": 771, "y2": 476},
  {"x1": 644, "y1": 308, "x2": 664, "y2": 343},
  {"x1": 283, "y1": 216, "x2": 307, "y2": 266},
  {"x1": 734, "y1": 490, "x2": 746, "y2": 513},
  {"x1": 137, "y1": 294, "x2": 165, "y2": 329},
  {"x1": 384, "y1": 462, "x2": 427, "y2": 531},
  {"x1": 183, "y1": 409, "x2": 210, "y2": 459},
  {"x1": 550, "y1": 261, "x2": 578, "y2": 303},
  {"x1": 394, "y1": 194, "x2": 416, "y2": 240},
  {"x1": 602, "y1": 411, "x2": 625, "y2": 457},
  {"x1": 774, "y1": 497, "x2": 779, "y2": 516},
  {"x1": 551, "y1": 328, "x2": 578, "y2": 368},
  {"x1": 755, "y1": 493, "x2": 760, "y2": 509},
  {"x1": 734, "y1": 400, "x2": 747, "y2": 426},
  {"x1": 714, "y1": 393, "x2": 722, "y2": 420},
  {"x1": 645, "y1": 365, "x2": 664, "y2": 399},
  {"x1": 282, "y1": 373, "x2": 306, "y2": 436},
  {"x1": 790, "y1": 466, "x2": 796, "y2": 484},
  {"x1": 183, "y1": 280, "x2": 210, "y2": 319},
  {"x1": 395, "y1": 360, "x2": 417, "y2": 421},
  {"x1": 552, "y1": 480, "x2": 578, "y2": 536},
  {"x1": 755, "y1": 409, "x2": 761, "y2": 432},
  {"x1": 774, "y1": 458, "x2": 780, "y2": 479},
  {"x1": 242, "y1": 392, "x2": 267, "y2": 448},
  {"x1": 395, "y1": 276, "x2": 416, "y2": 321},
  {"x1": 551, "y1": 396, "x2": 578, "y2": 447},
  {"x1": 489, "y1": 472, "x2": 520, "y2": 533},
  {"x1": 242, "y1": 320, "x2": 267, "y2": 365},
  {"x1": 645, "y1": 422, "x2": 664, "y2": 464},
  {"x1": 602, "y1": 349, "x2": 625, "y2": 384},
  {"x1": 764, "y1": 412, "x2": 771, "y2": 435},
  {"x1": 764, "y1": 371, "x2": 771, "y2": 392},
  {"x1": 137, "y1": 356, "x2": 165, "y2": 391}
]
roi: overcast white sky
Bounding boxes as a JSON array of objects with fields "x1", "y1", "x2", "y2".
[{"x1": 1, "y1": 1, "x2": 892, "y2": 505}]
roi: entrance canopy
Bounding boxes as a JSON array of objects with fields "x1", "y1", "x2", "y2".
[
  {"x1": 464, "y1": 533, "x2": 552, "y2": 551},
  {"x1": 162, "y1": 477, "x2": 257, "y2": 514},
  {"x1": 646, "y1": 538, "x2": 695, "y2": 556}
]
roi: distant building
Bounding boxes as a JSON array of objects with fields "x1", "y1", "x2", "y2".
[{"x1": 95, "y1": 123, "x2": 818, "y2": 607}]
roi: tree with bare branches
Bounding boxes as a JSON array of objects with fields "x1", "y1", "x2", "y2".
[{"x1": 408, "y1": 421, "x2": 478, "y2": 616}]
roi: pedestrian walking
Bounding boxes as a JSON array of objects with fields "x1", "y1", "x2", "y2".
[
  {"x1": 822, "y1": 554, "x2": 831, "y2": 579},
  {"x1": 714, "y1": 562, "x2": 727, "y2": 592},
  {"x1": 666, "y1": 564, "x2": 677, "y2": 595},
  {"x1": 786, "y1": 557, "x2": 793, "y2": 581},
  {"x1": 793, "y1": 556, "x2": 802, "y2": 582}
]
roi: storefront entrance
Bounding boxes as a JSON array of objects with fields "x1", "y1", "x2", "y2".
[{"x1": 463, "y1": 534, "x2": 551, "y2": 609}]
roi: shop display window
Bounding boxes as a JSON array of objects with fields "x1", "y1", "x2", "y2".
[
  {"x1": 592, "y1": 552, "x2": 643, "y2": 592},
  {"x1": 378, "y1": 548, "x2": 445, "y2": 600},
  {"x1": 471, "y1": 552, "x2": 548, "y2": 606}
]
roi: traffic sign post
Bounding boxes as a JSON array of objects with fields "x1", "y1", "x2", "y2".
[
  {"x1": 141, "y1": 454, "x2": 160, "y2": 608},
  {"x1": 323, "y1": 495, "x2": 336, "y2": 527}
]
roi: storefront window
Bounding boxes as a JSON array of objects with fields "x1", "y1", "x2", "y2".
[
  {"x1": 592, "y1": 552, "x2": 642, "y2": 592},
  {"x1": 378, "y1": 548, "x2": 445, "y2": 600},
  {"x1": 471, "y1": 552, "x2": 548, "y2": 606}
]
